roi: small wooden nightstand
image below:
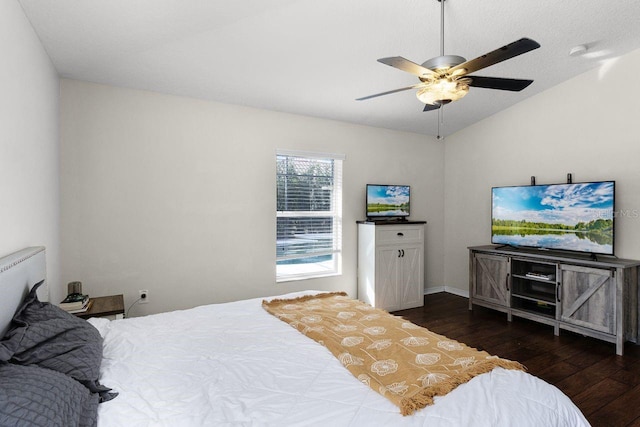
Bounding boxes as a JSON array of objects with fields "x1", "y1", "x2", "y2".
[{"x1": 75, "y1": 294, "x2": 125, "y2": 320}]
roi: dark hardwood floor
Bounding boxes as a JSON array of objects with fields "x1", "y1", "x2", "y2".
[{"x1": 395, "y1": 292, "x2": 640, "y2": 427}]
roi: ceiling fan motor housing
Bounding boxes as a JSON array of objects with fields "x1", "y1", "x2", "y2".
[{"x1": 420, "y1": 55, "x2": 466, "y2": 75}]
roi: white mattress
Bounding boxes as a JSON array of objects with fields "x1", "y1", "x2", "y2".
[{"x1": 90, "y1": 291, "x2": 590, "y2": 427}]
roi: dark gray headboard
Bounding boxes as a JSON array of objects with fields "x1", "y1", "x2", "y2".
[{"x1": 0, "y1": 247, "x2": 46, "y2": 337}]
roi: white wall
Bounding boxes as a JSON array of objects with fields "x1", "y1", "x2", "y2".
[
  {"x1": 0, "y1": 1, "x2": 60, "y2": 302},
  {"x1": 60, "y1": 80, "x2": 444, "y2": 315},
  {"x1": 444, "y1": 48, "x2": 640, "y2": 293}
]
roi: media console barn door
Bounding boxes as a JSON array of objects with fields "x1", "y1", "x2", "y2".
[
  {"x1": 471, "y1": 252, "x2": 510, "y2": 309},
  {"x1": 559, "y1": 264, "x2": 616, "y2": 335},
  {"x1": 468, "y1": 245, "x2": 640, "y2": 355}
]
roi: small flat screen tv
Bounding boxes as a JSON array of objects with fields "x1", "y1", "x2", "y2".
[
  {"x1": 366, "y1": 184, "x2": 410, "y2": 219},
  {"x1": 491, "y1": 181, "x2": 615, "y2": 255}
]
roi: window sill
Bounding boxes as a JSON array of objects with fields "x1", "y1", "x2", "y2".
[{"x1": 276, "y1": 271, "x2": 342, "y2": 283}]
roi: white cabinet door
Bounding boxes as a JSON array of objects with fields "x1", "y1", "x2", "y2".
[
  {"x1": 375, "y1": 246, "x2": 401, "y2": 312},
  {"x1": 399, "y1": 244, "x2": 424, "y2": 310},
  {"x1": 375, "y1": 244, "x2": 423, "y2": 311}
]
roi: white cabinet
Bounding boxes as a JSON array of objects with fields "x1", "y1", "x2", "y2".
[{"x1": 357, "y1": 222, "x2": 425, "y2": 311}]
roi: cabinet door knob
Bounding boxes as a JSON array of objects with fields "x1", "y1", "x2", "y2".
[
  {"x1": 556, "y1": 283, "x2": 561, "y2": 302},
  {"x1": 398, "y1": 250, "x2": 401, "y2": 258},
  {"x1": 397, "y1": 232, "x2": 404, "y2": 236},
  {"x1": 401, "y1": 249, "x2": 405, "y2": 257}
]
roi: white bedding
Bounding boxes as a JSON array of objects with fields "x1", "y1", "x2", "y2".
[{"x1": 90, "y1": 291, "x2": 590, "y2": 427}]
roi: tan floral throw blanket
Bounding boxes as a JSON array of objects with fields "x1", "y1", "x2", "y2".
[{"x1": 262, "y1": 292, "x2": 525, "y2": 415}]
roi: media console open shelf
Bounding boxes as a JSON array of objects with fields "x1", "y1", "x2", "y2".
[
  {"x1": 511, "y1": 259, "x2": 557, "y2": 318},
  {"x1": 469, "y1": 245, "x2": 640, "y2": 355}
]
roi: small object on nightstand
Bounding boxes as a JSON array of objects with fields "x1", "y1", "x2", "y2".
[
  {"x1": 74, "y1": 294, "x2": 124, "y2": 320},
  {"x1": 60, "y1": 293, "x2": 90, "y2": 311},
  {"x1": 65, "y1": 299, "x2": 93, "y2": 314},
  {"x1": 67, "y1": 281, "x2": 83, "y2": 295}
]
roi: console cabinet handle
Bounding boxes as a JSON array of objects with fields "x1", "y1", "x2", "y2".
[
  {"x1": 506, "y1": 274, "x2": 510, "y2": 291},
  {"x1": 397, "y1": 232, "x2": 404, "y2": 236}
]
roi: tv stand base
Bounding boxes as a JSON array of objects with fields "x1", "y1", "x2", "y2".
[{"x1": 468, "y1": 245, "x2": 640, "y2": 356}]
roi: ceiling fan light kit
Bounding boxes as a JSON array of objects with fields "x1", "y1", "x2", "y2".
[
  {"x1": 416, "y1": 78, "x2": 469, "y2": 105},
  {"x1": 357, "y1": 0, "x2": 540, "y2": 136}
]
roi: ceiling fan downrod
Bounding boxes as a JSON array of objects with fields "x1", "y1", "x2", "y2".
[
  {"x1": 425, "y1": 0, "x2": 465, "y2": 73},
  {"x1": 438, "y1": 0, "x2": 445, "y2": 57}
]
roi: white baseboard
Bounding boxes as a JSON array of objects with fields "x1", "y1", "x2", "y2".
[{"x1": 424, "y1": 286, "x2": 469, "y2": 298}]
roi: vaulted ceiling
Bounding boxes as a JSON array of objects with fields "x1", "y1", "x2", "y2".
[{"x1": 18, "y1": 0, "x2": 640, "y2": 137}]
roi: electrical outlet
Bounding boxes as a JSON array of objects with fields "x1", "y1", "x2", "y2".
[{"x1": 139, "y1": 289, "x2": 149, "y2": 304}]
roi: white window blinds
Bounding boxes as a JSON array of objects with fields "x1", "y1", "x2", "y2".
[{"x1": 276, "y1": 150, "x2": 344, "y2": 281}]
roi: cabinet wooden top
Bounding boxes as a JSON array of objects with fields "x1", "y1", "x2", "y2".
[{"x1": 469, "y1": 245, "x2": 640, "y2": 269}]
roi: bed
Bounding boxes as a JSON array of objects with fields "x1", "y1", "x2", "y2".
[{"x1": 1, "y1": 247, "x2": 590, "y2": 427}]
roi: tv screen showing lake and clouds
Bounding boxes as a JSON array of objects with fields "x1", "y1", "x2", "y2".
[
  {"x1": 367, "y1": 185, "x2": 410, "y2": 217},
  {"x1": 491, "y1": 181, "x2": 614, "y2": 255}
]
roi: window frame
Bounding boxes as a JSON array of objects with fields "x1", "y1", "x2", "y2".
[{"x1": 276, "y1": 149, "x2": 344, "y2": 282}]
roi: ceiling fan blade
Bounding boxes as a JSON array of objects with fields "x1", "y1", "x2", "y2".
[
  {"x1": 423, "y1": 103, "x2": 441, "y2": 112},
  {"x1": 467, "y1": 76, "x2": 534, "y2": 91},
  {"x1": 449, "y1": 38, "x2": 541, "y2": 76},
  {"x1": 356, "y1": 84, "x2": 424, "y2": 101},
  {"x1": 377, "y1": 57, "x2": 437, "y2": 78}
]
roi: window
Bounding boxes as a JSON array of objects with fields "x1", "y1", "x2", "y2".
[{"x1": 276, "y1": 150, "x2": 344, "y2": 281}]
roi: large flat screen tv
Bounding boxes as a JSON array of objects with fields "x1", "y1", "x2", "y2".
[
  {"x1": 491, "y1": 181, "x2": 615, "y2": 255},
  {"x1": 366, "y1": 184, "x2": 410, "y2": 219}
]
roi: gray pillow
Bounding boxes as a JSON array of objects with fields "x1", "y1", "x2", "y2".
[
  {"x1": 0, "y1": 362, "x2": 98, "y2": 427},
  {"x1": 0, "y1": 281, "x2": 117, "y2": 402}
]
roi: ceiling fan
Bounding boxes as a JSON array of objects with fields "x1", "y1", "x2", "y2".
[{"x1": 356, "y1": 0, "x2": 540, "y2": 126}]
